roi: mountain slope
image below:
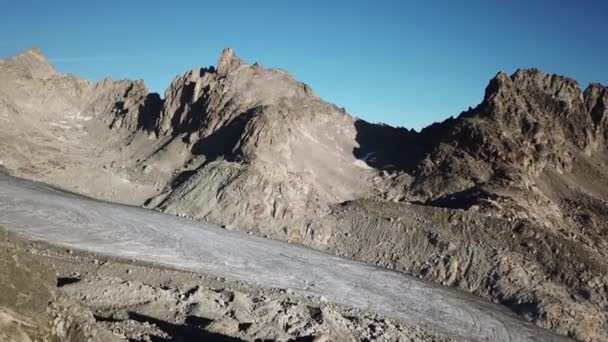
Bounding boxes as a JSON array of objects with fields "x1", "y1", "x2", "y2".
[
  {"x1": 0, "y1": 48, "x2": 375, "y2": 242},
  {"x1": 2, "y1": 47, "x2": 608, "y2": 340},
  {"x1": 143, "y1": 48, "x2": 374, "y2": 240},
  {"x1": 0, "y1": 174, "x2": 570, "y2": 342},
  {"x1": 333, "y1": 70, "x2": 608, "y2": 341}
]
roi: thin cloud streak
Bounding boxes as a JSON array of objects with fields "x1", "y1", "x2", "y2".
[{"x1": 49, "y1": 56, "x2": 142, "y2": 63}]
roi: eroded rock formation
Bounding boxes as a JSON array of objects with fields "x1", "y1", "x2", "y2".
[{"x1": 2, "y1": 47, "x2": 608, "y2": 340}]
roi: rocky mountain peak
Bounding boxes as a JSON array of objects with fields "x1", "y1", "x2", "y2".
[
  {"x1": 483, "y1": 68, "x2": 583, "y2": 105},
  {"x1": 18, "y1": 47, "x2": 46, "y2": 60},
  {"x1": 1, "y1": 47, "x2": 57, "y2": 79},
  {"x1": 403, "y1": 69, "x2": 608, "y2": 204},
  {"x1": 3, "y1": 46, "x2": 608, "y2": 341},
  {"x1": 217, "y1": 47, "x2": 243, "y2": 76},
  {"x1": 471, "y1": 69, "x2": 592, "y2": 151}
]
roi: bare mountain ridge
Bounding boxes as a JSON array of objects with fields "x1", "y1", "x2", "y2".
[
  {"x1": 6, "y1": 48, "x2": 606, "y2": 221},
  {"x1": 1, "y1": 47, "x2": 376, "y2": 240},
  {"x1": 424, "y1": 70, "x2": 608, "y2": 226},
  {"x1": 3, "y1": 47, "x2": 608, "y2": 340}
]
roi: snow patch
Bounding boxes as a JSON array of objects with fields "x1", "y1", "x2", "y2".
[
  {"x1": 49, "y1": 122, "x2": 72, "y2": 130},
  {"x1": 300, "y1": 128, "x2": 319, "y2": 143},
  {"x1": 354, "y1": 159, "x2": 373, "y2": 170},
  {"x1": 354, "y1": 152, "x2": 376, "y2": 170},
  {"x1": 64, "y1": 111, "x2": 93, "y2": 121}
]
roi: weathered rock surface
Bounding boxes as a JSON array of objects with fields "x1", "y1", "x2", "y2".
[
  {"x1": 135, "y1": 48, "x2": 374, "y2": 240},
  {"x1": 2, "y1": 47, "x2": 608, "y2": 340},
  {"x1": 0, "y1": 231, "x2": 454, "y2": 342},
  {"x1": 0, "y1": 232, "x2": 122, "y2": 342}
]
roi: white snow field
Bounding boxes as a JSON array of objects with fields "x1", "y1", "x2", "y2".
[{"x1": 0, "y1": 174, "x2": 570, "y2": 341}]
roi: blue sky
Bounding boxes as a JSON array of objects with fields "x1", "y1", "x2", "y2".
[{"x1": 1, "y1": 0, "x2": 607, "y2": 130}]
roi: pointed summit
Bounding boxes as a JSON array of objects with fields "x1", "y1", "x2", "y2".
[
  {"x1": 12, "y1": 47, "x2": 51, "y2": 65},
  {"x1": 217, "y1": 48, "x2": 243, "y2": 77},
  {"x1": 2, "y1": 47, "x2": 56, "y2": 79},
  {"x1": 20, "y1": 47, "x2": 46, "y2": 58}
]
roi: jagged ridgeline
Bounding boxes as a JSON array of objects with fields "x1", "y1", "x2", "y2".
[
  {"x1": 0, "y1": 47, "x2": 377, "y2": 239},
  {"x1": 2, "y1": 47, "x2": 608, "y2": 341}
]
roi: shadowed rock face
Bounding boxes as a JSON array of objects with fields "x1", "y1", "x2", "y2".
[
  {"x1": 86, "y1": 78, "x2": 163, "y2": 132},
  {"x1": 2, "y1": 47, "x2": 608, "y2": 340}
]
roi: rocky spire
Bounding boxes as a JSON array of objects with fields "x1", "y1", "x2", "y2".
[{"x1": 217, "y1": 48, "x2": 243, "y2": 77}]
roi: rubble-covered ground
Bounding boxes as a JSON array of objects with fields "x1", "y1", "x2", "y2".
[{"x1": 1, "y1": 231, "x2": 453, "y2": 342}]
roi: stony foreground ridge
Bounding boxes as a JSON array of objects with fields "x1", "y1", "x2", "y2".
[
  {"x1": 0, "y1": 231, "x2": 456, "y2": 342},
  {"x1": 2, "y1": 47, "x2": 608, "y2": 340}
]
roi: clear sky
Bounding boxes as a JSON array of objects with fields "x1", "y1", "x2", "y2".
[{"x1": 1, "y1": 0, "x2": 607, "y2": 130}]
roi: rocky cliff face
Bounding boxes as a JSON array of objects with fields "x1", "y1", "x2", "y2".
[
  {"x1": 2, "y1": 47, "x2": 608, "y2": 340},
  {"x1": 141, "y1": 48, "x2": 374, "y2": 240},
  {"x1": 408, "y1": 70, "x2": 603, "y2": 191},
  {"x1": 0, "y1": 47, "x2": 375, "y2": 241},
  {"x1": 3, "y1": 46, "x2": 608, "y2": 245},
  {"x1": 367, "y1": 69, "x2": 608, "y2": 225},
  {"x1": 85, "y1": 78, "x2": 162, "y2": 133},
  {"x1": 585, "y1": 82, "x2": 608, "y2": 145}
]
